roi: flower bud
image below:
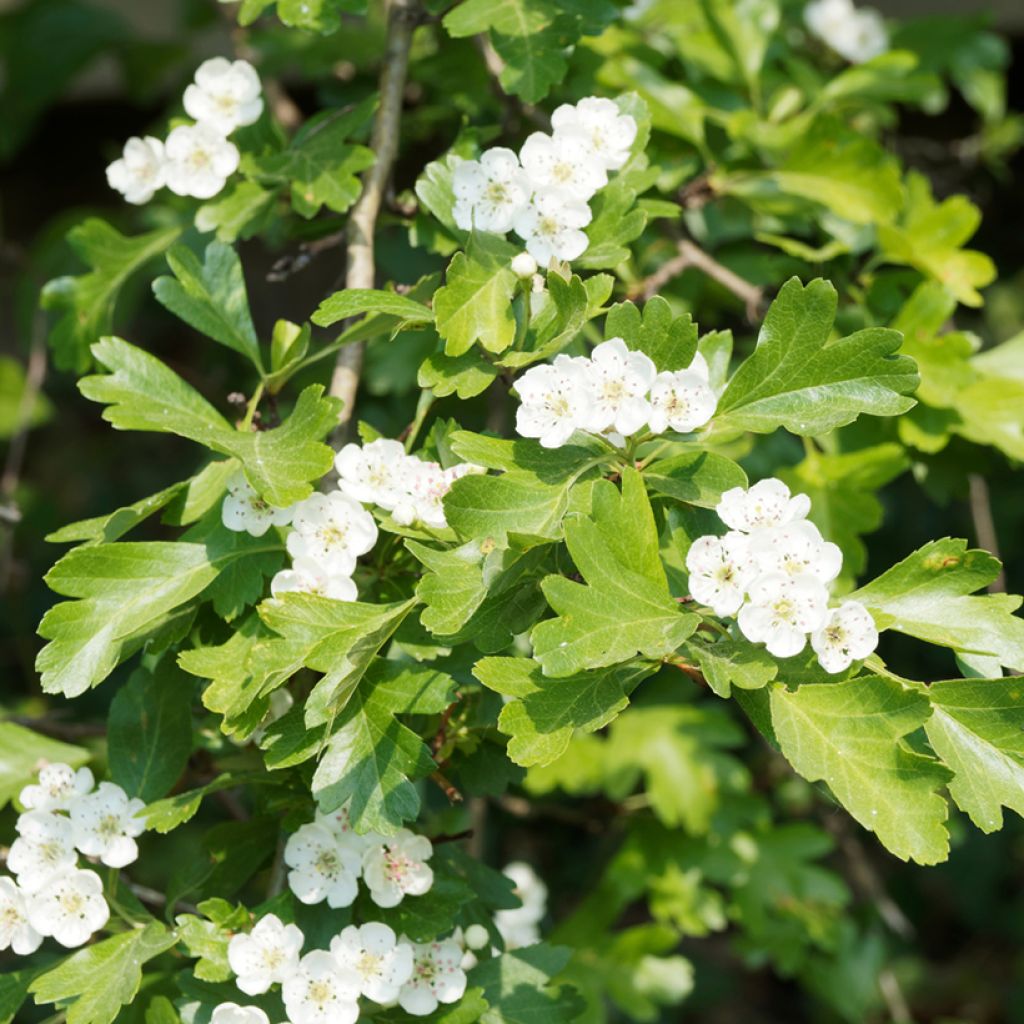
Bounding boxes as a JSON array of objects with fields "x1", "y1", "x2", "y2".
[
  {"x1": 511, "y1": 252, "x2": 538, "y2": 278},
  {"x1": 464, "y1": 923, "x2": 490, "y2": 950}
]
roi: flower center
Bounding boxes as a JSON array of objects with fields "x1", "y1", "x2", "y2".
[
  {"x1": 317, "y1": 524, "x2": 348, "y2": 549},
  {"x1": 59, "y1": 891, "x2": 85, "y2": 915},
  {"x1": 308, "y1": 980, "x2": 334, "y2": 1007},
  {"x1": 189, "y1": 148, "x2": 211, "y2": 172},
  {"x1": 41, "y1": 840, "x2": 65, "y2": 865},
  {"x1": 552, "y1": 161, "x2": 574, "y2": 184},
  {"x1": 538, "y1": 215, "x2": 561, "y2": 237},
  {"x1": 1, "y1": 904, "x2": 22, "y2": 928},
  {"x1": 357, "y1": 951, "x2": 382, "y2": 979},
  {"x1": 485, "y1": 181, "x2": 509, "y2": 205},
  {"x1": 263, "y1": 947, "x2": 285, "y2": 971},
  {"x1": 384, "y1": 849, "x2": 413, "y2": 883},
  {"x1": 315, "y1": 849, "x2": 339, "y2": 876},
  {"x1": 414, "y1": 955, "x2": 437, "y2": 984},
  {"x1": 98, "y1": 813, "x2": 122, "y2": 840}
]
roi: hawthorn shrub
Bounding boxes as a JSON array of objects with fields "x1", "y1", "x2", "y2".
[{"x1": 3, "y1": 0, "x2": 1024, "y2": 1022}]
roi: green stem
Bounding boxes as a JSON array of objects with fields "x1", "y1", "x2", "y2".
[{"x1": 241, "y1": 382, "x2": 265, "y2": 431}]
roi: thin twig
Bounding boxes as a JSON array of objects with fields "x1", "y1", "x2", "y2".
[
  {"x1": 127, "y1": 881, "x2": 200, "y2": 916},
  {"x1": 879, "y1": 968, "x2": 915, "y2": 1024},
  {"x1": 329, "y1": 0, "x2": 422, "y2": 442},
  {"x1": 267, "y1": 229, "x2": 347, "y2": 282},
  {"x1": 632, "y1": 238, "x2": 765, "y2": 321},
  {"x1": 968, "y1": 474, "x2": 1006, "y2": 592}
]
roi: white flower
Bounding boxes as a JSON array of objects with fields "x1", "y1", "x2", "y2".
[
  {"x1": 716, "y1": 479, "x2": 811, "y2": 534},
  {"x1": 752, "y1": 520, "x2": 843, "y2": 584},
  {"x1": 685, "y1": 532, "x2": 757, "y2": 616},
  {"x1": 222, "y1": 472, "x2": 294, "y2": 537},
  {"x1": 330, "y1": 922, "x2": 414, "y2": 1004},
  {"x1": 362, "y1": 829, "x2": 434, "y2": 908},
  {"x1": 453, "y1": 148, "x2": 532, "y2": 234},
  {"x1": 494, "y1": 861, "x2": 548, "y2": 951},
  {"x1": 210, "y1": 1004, "x2": 271, "y2": 1024},
  {"x1": 804, "y1": 0, "x2": 888, "y2": 63},
  {"x1": 511, "y1": 252, "x2": 538, "y2": 278},
  {"x1": 271, "y1": 557, "x2": 357, "y2": 602},
  {"x1": 397, "y1": 939, "x2": 467, "y2": 1016},
  {"x1": 282, "y1": 950, "x2": 360, "y2": 1024},
  {"x1": 284, "y1": 823, "x2": 361, "y2": 908},
  {"x1": 391, "y1": 461, "x2": 482, "y2": 530},
  {"x1": 583, "y1": 338, "x2": 657, "y2": 436},
  {"x1": 287, "y1": 491, "x2": 378, "y2": 576},
  {"x1": 314, "y1": 803, "x2": 379, "y2": 854},
  {"x1": 27, "y1": 868, "x2": 109, "y2": 948},
  {"x1": 228, "y1": 913, "x2": 304, "y2": 995},
  {"x1": 0, "y1": 877, "x2": 43, "y2": 955},
  {"x1": 513, "y1": 187, "x2": 593, "y2": 265},
  {"x1": 738, "y1": 573, "x2": 830, "y2": 658},
  {"x1": 647, "y1": 369, "x2": 717, "y2": 434},
  {"x1": 335, "y1": 438, "x2": 408, "y2": 508},
  {"x1": 69, "y1": 781, "x2": 146, "y2": 869},
  {"x1": 519, "y1": 130, "x2": 606, "y2": 201},
  {"x1": 184, "y1": 57, "x2": 264, "y2": 135},
  {"x1": 106, "y1": 137, "x2": 166, "y2": 204},
  {"x1": 812, "y1": 601, "x2": 879, "y2": 673},
  {"x1": 550, "y1": 97, "x2": 638, "y2": 171},
  {"x1": 7, "y1": 811, "x2": 77, "y2": 893},
  {"x1": 164, "y1": 122, "x2": 240, "y2": 199},
  {"x1": 19, "y1": 763, "x2": 94, "y2": 812},
  {"x1": 515, "y1": 355, "x2": 590, "y2": 449}
]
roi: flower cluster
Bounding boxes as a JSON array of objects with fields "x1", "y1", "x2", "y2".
[
  {"x1": 107, "y1": 57, "x2": 262, "y2": 204},
  {"x1": 686, "y1": 479, "x2": 879, "y2": 671},
  {"x1": 804, "y1": 0, "x2": 888, "y2": 64},
  {"x1": 1, "y1": 764, "x2": 145, "y2": 952},
  {"x1": 284, "y1": 804, "x2": 434, "y2": 911},
  {"x1": 220, "y1": 441, "x2": 484, "y2": 603},
  {"x1": 219, "y1": 912, "x2": 467, "y2": 1021},
  {"x1": 453, "y1": 96, "x2": 638, "y2": 264},
  {"x1": 514, "y1": 338, "x2": 716, "y2": 449}
]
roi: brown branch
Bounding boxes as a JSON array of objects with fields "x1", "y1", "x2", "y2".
[
  {"x1": 968, "y1": 474, "x2": 1006, "y2": 593},
  {"x1": 430, "y1": 769, "x2": 463, "y2": 804},
  {"x1": 329, "y1": 0, "x2": 422, "y2": 442},
  {"x1": 632, "y1": 238, "x2": 765, "y2": 321}
]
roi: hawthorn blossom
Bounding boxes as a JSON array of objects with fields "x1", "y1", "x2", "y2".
[
  {"x1": 183, "y1": 57, "x2": 264, "y2": 135},
  {"x1": 210, "y1": 1005, "x2": 271, "y2": 1024},
  {"x1": 453, "y1": 148, "x2": 532, "y2": 234},
  {"x1": 398, "y1": 939, "x2": 468, "y2": 1016},
  {"x1": 752, "y1": 520, "x2": 843, "y2": 584},
  {"x1": 551, "y1": 97, "x2": 638, "y2": 171},
  {"x1": 335, "y1": 438, "x2": 408, "y2": 508},
  {"x1": 738, "y1": 573, "x2": 830, "y2": 658},
  {"x1": 282, "y1": 950, "x2": 360, "y2": 1024},
  {"x1": 287, "y1": 491, "x2": 378, "y2": 577},
  {"x1": 804, "y1": 0, "x2": 888, "y2": 63},
  {"x1": 519, "y1": 130, "x2": 606, "y2": 201},
  {"x1": 391, "y1": 460, "x2": 483, "y2": 530},
  {"x1": 647, "y1": 369, "x2": 717, "y2": 434},
  {"x1": 0, "y1": 877, "x2": 42, "y2": 955},
  {"x1": 164, "y1": 122, "x2": 240, "y2": 199},
  {"x1": 511, "y1": 252, "x2": 538, "y2": 278},
  {"x1": 228, "y1": 913, "x2": 304, "y2": 995},
  {"x1": 362, "y1": 829, "x2": 434, "y2": 908},
  {"x1": 685, "y1": 532, "x2": 758, "y2": 616},
  {"x1": 27, "y1": 868, "x2": 109, "y2": 948},
  {"x1": 222, "y1": 472, "x2": 294, "y2": 537},
  {"x1": 270, "y1": 557, "x2": 357, "y2": 602},
  {"x1": 19, "y1": 762, "x2": 94, "y2": 812},
  {"x1": 812, "y1": 601, "x2": 879, "y2": 673},
  {"x1": 583, "y1": 338, "x2": 657, "y2": 436},
  {"x1": 314, "y1": 803, "x2": 378, "y2": 854},
  {"x1": 330, "y1": 922, "x2": 414, "y2": 1004},
  {"x1": 284, "y1": 823, "x2": 362, "y2": 908},
  {"x1": 7, "y1": 811, "x2": 77, "y2": 893},
  {"x1": 495, "y1": 861, "x2": 548, "y2": 950},
  {"x1": 717, "y1": 479, "x2": 811, "y2": 534},
  {"x1": 513, "y1": 187, "x2": 592, "y2": 265},
  {"x1": 69, "y1": 781, "x2": 146, "y2": 869},
  {"x1": 515, "y1": 355, "x2": 590, "y2": 449},
  {"x1": 106, "y1": 137, "x2": 166, "y2": 204}
]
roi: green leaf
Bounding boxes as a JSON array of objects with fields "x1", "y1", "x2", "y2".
[
  {"x1": 153, "y1": 242, "x2": 263, "y2": 370},
  {"x1": 769, "y1": 677, "x2": 952, "y2": 864},
  {"x1": 37, "y1": 529, "x2": 281, "y2": 697},
  {"x1": 313, "y1": 288, "x2": 435, "y2": 328},
  {"x1": 435, "y1": 235, "x2": 518, "y2": 357},
  {"x1": 0, "y1": 966, "x2": 43, "y2": 1024},
  {"x1": 0, "y1": 722, "x2": 89, "y2": 808},
  {"x1": 30, "y1": 923, "x2": 177, "y2": 1024},
  {"x1": 108, "y1": 660, "x2": 193, "y2": 801},
  {"x1": 605, "y1": 297, "x2": 698, "y2": 373},
  {"x1": 81, "y1": 338, "x2": 341, "y2": 506},
  {"x1": 531, "y1": 470, "x2": 698, "y2": 676},
  {"x1": 141, "y1": 773, "x2": 254, "y2": 834},
  {"x1": 419, "y1": 348, "x2": 500, "y2": 399},
  {"x1": 248, "y1": 102, "x2": 376, "y2": 217},
  {"x1": 714, "y1": 278, "x2": 918, "y2": 436},
  {"x1": 924, "y1": 677, "x2": 1024, "y2": 833},
  {"x1": 475, "y1": 656, "x2": 654, "y2": 767},
  {"x1": 312, "y1": 659, "x2": 455, "y2": 834},
  {"x1": 469, "y1": 943, "x2": 585, "y2": 1024},
  {"x1": 644, "y1": 450, "x2": 748, "y2": 508},
  {"x1": 683, "y1": 636, "x2": 778, "y2": 698},
  {"x1": 852, "y1": 538, "x2": 1024, "y2": 670},
  {"x1": 578, "y1": 176, "x2": 648, "y2": 270},
  {"x1": 41, "y1": 218, "x2": 181, "y2": 373},
  {"x1": 195, "y1": 179, "x2": 276, "y2": 242}
]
